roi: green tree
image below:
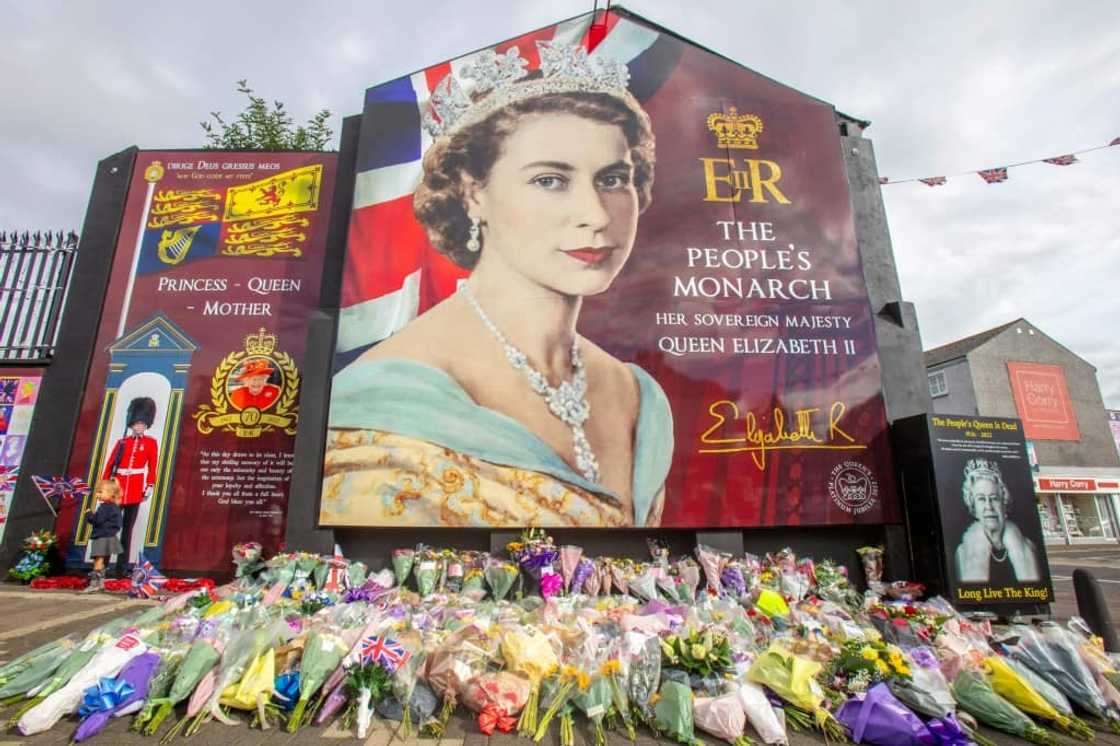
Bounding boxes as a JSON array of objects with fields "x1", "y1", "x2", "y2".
[{"x1": 201, "y1": 79, "x2": 333, "y2": 151}]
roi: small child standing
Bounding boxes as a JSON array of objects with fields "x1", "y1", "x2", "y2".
[{"x1": 83, "y1": 479, "x2": 124, "y2": 592}]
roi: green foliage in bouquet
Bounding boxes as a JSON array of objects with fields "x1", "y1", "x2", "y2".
[{"x1": 660, "y1": 629, "x2": 732, "y2": 678}]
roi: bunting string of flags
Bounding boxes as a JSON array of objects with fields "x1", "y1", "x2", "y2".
[{"x1": 881, "y1": 136, "x2": 1120, "y2": 187}]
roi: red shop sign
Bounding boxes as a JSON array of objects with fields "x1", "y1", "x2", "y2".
[{"x1": 1038, "y1": 477, "x2": 1096, "y2": 492}]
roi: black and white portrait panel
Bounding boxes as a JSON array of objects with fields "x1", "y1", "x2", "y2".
[{"x1": 952, "y1": 457, "x2": 1041, "y2": 584}]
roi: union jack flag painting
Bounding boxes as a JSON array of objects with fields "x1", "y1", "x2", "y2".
[
  {"x1": 1043, "y1": 154, "x2": 1077, "y2": 166},
  {"x1": 359, "y1": 635, "x2": 411, "y2": 672},
  {"x1": 919, "y1": 176, "x2": 947, "y2": 187},
  {"x1": 978, "y1": 167, "x2": 1008, "y2": 184}
]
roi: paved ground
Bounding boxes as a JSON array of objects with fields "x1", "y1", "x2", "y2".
[{"x1": 0, "y1": 543, "x2": 1117, "y2": 744}]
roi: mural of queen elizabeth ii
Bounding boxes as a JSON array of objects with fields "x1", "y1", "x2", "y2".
[
  {"x1": 322, "y1": 42, "x2": 673, "y2": 528},
  {"x1": 954, "y1": 458, "x2": 1041, "y2": 583}
]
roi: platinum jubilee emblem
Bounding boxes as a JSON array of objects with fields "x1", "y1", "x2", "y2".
[
  {"x1": 192, "y1": 328, "x2": 300, "y2": 438},
  {"x1": 827, "y1": 461, "x2": 879, "y2": 515}
]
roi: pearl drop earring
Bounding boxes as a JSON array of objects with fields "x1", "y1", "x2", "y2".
[{"x1": 467, "y1": 216, "x2": 481, "y2": 253}]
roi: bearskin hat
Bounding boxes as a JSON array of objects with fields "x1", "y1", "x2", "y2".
[{"x1": 125, "y1": 396, "x2": 156, "y2": 428}]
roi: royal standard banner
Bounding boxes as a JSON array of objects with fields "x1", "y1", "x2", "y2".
[{"x1": 323, "y1": 9, "x2": 900, "y2": 529}]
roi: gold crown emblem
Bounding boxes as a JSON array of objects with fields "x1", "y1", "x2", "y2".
[
  {"x1": 144, "y1": 160, "x2": 165, "y2": 183},
  {"x1": 244, "y1": 327, "x2": 277, "y2": 356},
  {"x1": 706, "y1": 107, "x2": 764, "y2": 149}
]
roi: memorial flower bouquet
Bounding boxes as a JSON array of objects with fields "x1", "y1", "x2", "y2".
[
  {"x1": 560, "y1": 545, "x2": 584, "y2": 593},
  {"x1": 508, "y1": 528, "x2": 560, "y2": 596},
  {"x1": 189, "y1": 618, "x2": 287, "y2": 733},
  {"x1": 627, "y1": 633, "x2": 662, "y2": 725},
  {"x1": 18, "y1": 632, "x2": 149, "y2": 737},
  {"x1": 231, "y1": 542, "x2": 263, "y2": 580},
  {"x1": 1008, "y1": 622, "x2": 1120, "y2": 731},
  {"x1": 345, "y1": 660, "x2": 392, "y2": 738},
  {"x1": 747, "y1": 641, "x2": 847, "y2": 742},
  {"x1": 734, "y1": 678, "x2": 789, "y2": 745},
  {"x1": 391, "y1": 548, "x2": 415, "y2": 588},
  {"x1": 8, "y1": 531, "x2": 59, "y2": 582},
  {"x1": 952, "y1": 667, "x2": 1058, "y2": 745},
  {"x1": 140, "y1": 625, "x2": 227, "y2": 738},
  {"x1": 413, "y1": 546, "x2": 443, "y2": 598},
  {"x1": 485, "y1": 558, "x2": 520, "y2": 601},
  {"x1": 835, "y1": 682, "x2": 937, "y2": 746},
  {"x1": 573, "y1": 667, "x2": 615, "y2": 746},
  {"x1": 856, "y1": 546, "x2": 884, "y2": 587},
  {"x1": 984, "y1": 654, "x2": 1095, "y2": 740},
  {"x1": 695, "y1": 546, "x2": 725, "y2": 597},
  {"x1": 653, "y1": 679, "x2": 703, "y2": 745},
  {"x1": 502, "y1": 624, "x2": 559, "y2": 736},
  {"x1": 694, "y1": 691, "x2": 753, "y2": 746},
  {"x1": 661, "y1": 628, "x2": 733, "y2": 679},
  {"x1": 286, "y1": 624, "x2": 349, "y2": 731},
  {"x1": 0, "y1": 635, "x2": 76, "y2": 703},
  {"x1": 72, "y1": 651, "x2": 160, "y2": 742},
  {"x1": 217, "y1": 648, "x2": 277, "y2": 728},
  {"x1": 534, "y1": 664, "x2": 590, "y2": 746},
  {"x1": 424, "y1": 626, "x2": 493, "y2": 736},
  {"x1": 8, "y1": 619, "x2": 131, "y2": 726},
  {"x1": 827, "y1": 639, "x2": 912, "y2": 696}
]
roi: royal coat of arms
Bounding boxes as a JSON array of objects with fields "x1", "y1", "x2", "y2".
[{"x1": 192, "y1": 328, "x2": 300, "y2": 438}]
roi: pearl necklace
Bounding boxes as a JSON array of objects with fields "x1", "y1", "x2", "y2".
[{"x1": 462, "y1": 285, "x2": 600, "y2": 484}]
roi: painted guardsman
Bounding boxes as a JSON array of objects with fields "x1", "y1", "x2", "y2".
[{"x1": 102, "y1": 396, "x2": 158, "y2": 575}]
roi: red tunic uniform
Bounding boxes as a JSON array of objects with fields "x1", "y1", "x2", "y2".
[{"x1": 102, "y1": 434, "x2": 158, "y2": 505}]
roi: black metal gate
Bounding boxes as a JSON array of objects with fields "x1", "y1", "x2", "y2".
[{"x1": 0, "y1": 230, "x2": 79, "y2": 363}]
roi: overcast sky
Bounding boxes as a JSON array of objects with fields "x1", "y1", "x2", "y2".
[{"x1": 3, "y1": 1, "x2": 1118, "y2": 407}]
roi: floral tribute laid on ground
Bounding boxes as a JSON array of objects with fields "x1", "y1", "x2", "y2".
[{"x1": 2, "y1": 531, "x2": 1120, "y2": 745}]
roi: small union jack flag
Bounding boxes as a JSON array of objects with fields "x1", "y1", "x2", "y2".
[
  {"x1": 0, "y1": 465, "x2": 18, "y2": 491},
  {"x1": 1043, "y1": 154, "x2": 1077, "y2": 166},
  {"x1": 130, "y1": 553, "x2": 167, "y2": 599},
  {"x1": 31, "y1": 475, "x2": 89, "y2": 499},
  {"x1": 359, "y1": 635, "x2": 411, "y2": 672},
  {"x1": 978, "y1": 167, "x2": 1008, "y2": 184},
  {"x1": 919, "y1": 176, "x2": 947, "y2": 187},
  {"x1": 31, "y1": 475, "x2": 89, "y2": 515}
]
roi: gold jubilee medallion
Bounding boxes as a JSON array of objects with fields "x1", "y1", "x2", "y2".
[{"x1": 192, "y1": 328, "x2": 300, "y2": 438}]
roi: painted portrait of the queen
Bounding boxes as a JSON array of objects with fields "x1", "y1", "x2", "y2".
[{"x1": 321, "y1": 41, "x2": 673, "y2": 528}]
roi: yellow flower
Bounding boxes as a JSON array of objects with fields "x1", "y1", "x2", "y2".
[
  {"x1": 897, "y1": 665, "x2": 912, "y2": 677},
  {"x1": 875, "y1": 660, "x2": 890, "y2": 675},
  {"x1": 601, "y1": 660, "x2": 621, "y2": 676},
  {"x1": 860, "y1": 648, "x2": 879, "y2": 661},
  {"x1": 577, "y1": 671, "x2": 591, "y2": 690},
  {"x1": 691, "y1": 644, "x2": 708, "y2": 660}
]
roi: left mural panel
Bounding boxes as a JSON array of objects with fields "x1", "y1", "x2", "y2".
[{"x1": 60, "y1": 152, "x2": 337, "y2": 572}]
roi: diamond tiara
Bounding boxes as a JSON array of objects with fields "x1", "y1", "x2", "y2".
[
  {"x1": 422, "y1": 40, "x2": 631, "y2": 138},
  {"x1": 963, "y1": 458, "x2": 1002, "y2": 481}
]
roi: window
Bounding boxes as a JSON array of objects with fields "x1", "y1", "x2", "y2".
[{"x1": 928, "y1": 370, "x2": 948, "y2": 398}]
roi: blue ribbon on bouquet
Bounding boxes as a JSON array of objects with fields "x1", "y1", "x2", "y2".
[{"x1": 78, "y1": 677, "x2": 135, "y2": 719}]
